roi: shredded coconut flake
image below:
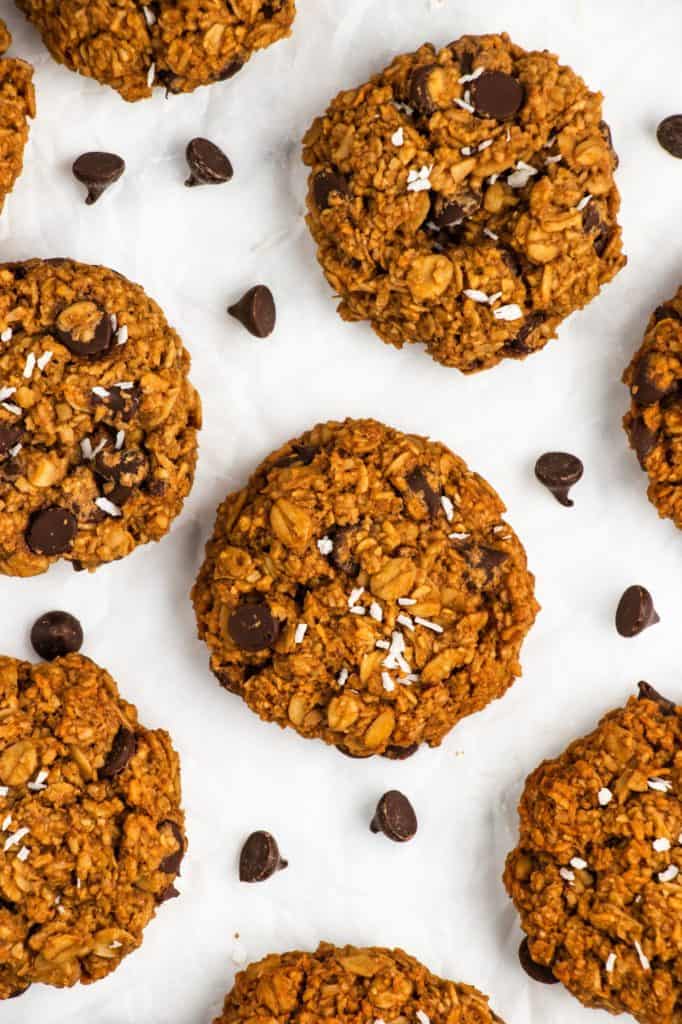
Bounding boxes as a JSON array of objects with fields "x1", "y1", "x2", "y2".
[
  {"x1": 494, "y1": 304, "x2": 523, "y2": 322},
  {"x1": 570, "y1": 857, "x2": 588, "y2": 870},
  {"x1": 0, "y1": 787, "x2": 7, "y2": 799},
  {"x1": 9, "y1": 443, "x2": 21, "y2": 457},
  {"x1": 23, "y1": 353, "x2": 36, "y2": 379},
  {"x1": 449, "y1": 531, "x2": 470, "y2": 541},
  {"x1": 454, "y1": 97, "x2": 475, "y2": 114},
  {"x1": 414, "y1": 616, "x2": 443, "y2": 634},
  {"x1": 348, "y1": 587, "x2": 364, "y2": 608},
  {"x1": 147, "y1": 62, "x2": 156, "y2": 88},
  {"x1": 406, "y1": 165, "x2": 433, "y2": 193},
  {"x1": 116, "y1": 430, "x2": 125, "y2": 450},
  {"x1": 634, "y1": 940, "x2": 650, "y2": 971},
  {"x1": 116, "y1": 324, "x2": 129, "y2": 346},
  {"x1": 375, "y1": 640, "x2": 390, "y2": 651},
  {"x1": 507, "y1": 161, "x2": 538, "y2": 188},
  {"x1": 559, "y1": 867, "x2": 575, "y2": 882},
  {"x1": 16, "y1": 846, "x2": 29, "y2": 862},
  {"x1": 294, "y1": 623, "x2": 307, "y2": 645},
  {"x1": 337, "y1": 669, "x2": 349, "y2": 687},
  {"x1": 3, "y1": 826, "x2": 29, "y2": 852},
  {"x1": 143, "y1": 4, "x2": 156, "y2": 25},
  {"x1": 545, "y1": 153, "x2": 563, "y2": 165},
  {"x1": 440, "y1": 495, "x2": 454, "y2": 521},
  {"x1": 487, "y1": 290, "x2": 503, "y2": 305},
  {"x1": 0, "y1": 328, "x2": 12, "y2": 342},
  {"x1": 460, "y1": 146, "x2": 473, "y2": 157},
  {"x1": 350, "y1": 606, "x2": 365, "y2": 616},
  {"x1": 0, "y1": 386, "x2": 16, "y2": 402},
  {"x1": 576, "y1": 194, "x2": 593, "y2": 211},
  {"x1": 478, "y1": 139, "x2": 493, "y2": 151},
  {"x1": 658, "y1": 864, "x2": 679, "y2": 883},
  {"x1": 95, "y1": 497, "x2": 122, "y2": 518},
  {"x1": 92, "y1": 386, "x2": 110, "y2": 399},
  {"x1": 397, "y1": 614, "x2": 414, "y2": 631},
  {"x1": 382, "y1": 671, "x2": 395, "y2": 692},
  {"x1": 369, "y1": 602, "x2": 383, "y2": 622},
  {"x1": 391, "y1": 127, "x2": 404, "y2": 147},
  {"x1": 1, "y1": 402, "x2": 21, "y2": 416},
  {"x1": 605, "y1": 953, "x2": 617, "y2": 973},
  {"x1": 463, "y1": 289, "x2": 489, "y2": 304},
  {"x1": 483, "y1": 227, "x2": 499, "y2": 241},
  {"x1": 648, "y1": 777, "x2": 673, "y2": 793},
  {"x1": 1, "y1": 814, "x2": 11, "y2": 831},
  {"x1": 114, "y1": 381, "x2": 134, "y2": 390},
  {"x1": 416, "y1": 1011, "x2": 431, "y2": 1024},
  {"x1": 598, "y1": 787, "x2": 613, "y2": 806},
  {"x1": 458, "y1": 67, "x2": 484, "y2": 84},
  {"x1": 317, "y1": 535, "x2": 333, "y2": 556},
  {"x1": 37, "y1": 350, "x2": 53, "y2": 370},
  {"x1": 398, "y1": 597, "x2": 416, "y2": 606},
  {"x1": 27, "y1": 770, "x2": 48, "y2": 792},
  {"x1": 653, "y1": 837, "x2": 671, "y2": 853}
]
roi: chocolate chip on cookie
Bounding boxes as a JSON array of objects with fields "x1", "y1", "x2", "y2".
[
  {"x1": 228, "y1": 602, "x2": 280, "y2": 651},
  {"x1": 159, "y1": 820, "x2": 185, "y2": 874},
  {"x1": 405, "y1": 466, "x2": 441, "y2": 518},
  {"x1": 408, "y1": 65, "x2": 438, "y2": 114},
  {"x1": 31, "y1": 610, "x2": 83, "y2": 661},
  {"x1": 185, "y1": 138, "x2": 234, "y2": 187},
  {"x1": 99, "y1": 726, "x2": 137, "y2": 778},
  {"x1": 471, "y1": 70, "x2": 524, "y2": 120},
  {"x1": 638, "y1": 680, "x2": 676, "y2": 714},
  {"x1": 657, "y1": 115, "x2": 682, "y2": 159},
  {"x1": 72, "y1": 152, "x2": 125, "y2": 204},
  {"x1": 615, "y1": 585, "x2": 659, "y2": 638},
  {"x1": 534, "y1": 452, "x2": 584, "y2": 507},
  {"x1": 26, "y1": 507, "x2": 77, "y2": 555},
  {"x1": 239, "y1": 830, "x2": 288, "y2": 882},
  {"x1": 55, "y1": 301, "x2": 114, "y2": 358},
  {"x1": 312, "y1": 171, "x2": 349, "y2": 211},
  {"x1": 228, "y1": 285, "x2": 276, "y2": 338},
  {"x1": 518, "y1": 938, "x2": 559, "y2": 985},
  {"x1": 370, "y1": 790, "x2": 418, "y2": 842}
]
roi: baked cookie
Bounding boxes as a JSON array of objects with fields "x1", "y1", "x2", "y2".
[
  {"x1": 504, "y1": 684, "x2": 682, "y2": 1024},
  {"x1": 214, "y1": 942, "x2": 505, "y2": 1024},
  {"x1": 0, "y1": 652, "x2": 186, "y2": 999},
  {"x1": 192, "y1": 418, "x2": 538, "y2": 758},
  {"x1": 303, "y1": 32, "x2": 625, "y2": 374},
  {"x1": 0, "y1": 258, "x2": 201, "y2": 576},
  {"x1": 623, "y1": 290, "x2": 682, "y2": 530},
  {"x1": 15, "y1": 0, "x2": 295, "y2": 102},
  {"x1": 0, "y1": 19, "x2": 35, "y2": 214}
]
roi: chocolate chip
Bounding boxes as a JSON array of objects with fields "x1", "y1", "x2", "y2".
[
  {"x1": 228, "y1": 602, "x2": 279, "y2": 652},
  {"x1": 632, "y1": 356, "x2": 675, "y2": 406},
  {"x1": 72, "y1": 152, "x2": 125, "y2": 205},
  {"x1": 627, "y1": 416, "x2": 657, "y2": 467},
  {"x1": 506, "y1": 311, "x2": 545, "y2": 354},
  {"x1": 370, "y1": 790, "x2": 417, "y2": 843},
  {"x1": 7, "y1": 984, "x2": 31, "y2": 999},
  {"x1": 185, "y1": 137, "x2": 234, "y2": 187},
  {"x1": 218, "y1": 59, "x2": 244, "y2": 81},
  {"x1": 593, "y1": 223, "x2": 612, "y2": 258},
  {"x1": 100, "y1": 727, "x2": 137, "y2": 779},
  {"x1": 274, "y1": 442, "x2": 318, "y2": 469},
  {"x1": 598, "y1": 120, "x2": 619, "y2": 167},
  {"x1": 159, "y1": 820, "x2": 185, "y2": 874},
  {"x1": 26, "y1": 507, "x2": 77, "y2": 556},
  {"x1": 239, "y1": 830, "x2": 287, "y2": 882},
  {"x1": 430, "y1": 191, "x2": 479, "y2": 231},
  {"x1": 582, "y1": 202, "x2": 601, "y2": 232},
  {"x1": 92, "y1": 383, "x2": 141, "y2": 420},
  {"x1": 31, "y1": 611, "x2": 83, "y2": 661},
  {"x1": 456, "y1": 50, "x2": 474, "y2": 77},
  {"x1": 518, "y1": 938, "x2": 558, "y2": 985},
  {"x1": 157, "y1": 883, "x2": 180, "y2": 904},
  {"x1": 93, "y1": 448, "x2": 146, "y2": 487},
  {"x1": 382, "y1": 743, "x2": 419, "y2": 761},
  {"x1": 471, "y1": 71, "x2": 524, "y2": 120},
  {"x1": 408, "y1": 65, "x2": 437, "y2": 114},
  {"x1": 654, "y1": 304, "x2": 682, "y2": 325},
  {"x1": 0, "y1": 424, "x2": 22, "y2": 456},
  {"x1": 406, "y1": 466, "x2": 440, "y2": 518},
  {"x1": 615, "y1": 585, "x2": 659, "y2": 638},
  {"x1": 328, "y1": 525, "x2": 359, "y2": 577},
  {"x1": 55, "y1": 302, "x2": 114, "y2": 358},
  {"x1": 228, "y1": 285, "x2": 276, "y2": 338},
  {"x1": 313, "y1": 171, "x2": 349, "y2": 211},
  {"x1": 453, "y1": 539, "x2": 508, "y2": 578},
  {"x1": 657, "y1": 115, "x2": 682, "y2": 159},
  {"x1": 637, "y1": 681, "x2": 676, "y2": 715},
  {"x1": 534, "y1": 452, "x2": 583, "y2": 507}
]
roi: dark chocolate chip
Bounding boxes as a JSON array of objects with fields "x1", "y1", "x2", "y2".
[
  {"x1": 185, "y1": 137, "x2": 234, "y2": 187},
  {"x1": 370, "y1": 790, "x2": 418, "y2": 843},
  {"x1": 408, "y1": 65, "x2": 437, "y2": 114},
  {"x1": 627, "y1": 417, "x2": 657, "y2": 467},
  {"x1": 157, "y1": 883, "x2": 180, "y2": 904},
  {"x1": 100, "y1": 726, "x2": 137, "y2": 779},
  {"x1": 615, "y1": 585, "x2": 659, "y2": 638},
  {"x1": 534, "y1": 452, "x2": 583, "y2": 507},
  {"x1": 0, "y1": 424, "x2": 22, "y2": 457},
  {"x1": 313, "y1": 171, "x2": 349, "y2": 211},
  {"x1": 406, "y1": 466, "x2": 440, "y2": 518},
  {"x1": 657, "y1": 115, "x2": 682, "y2": 159},
  {"x1": 471, "y1": 71, "x2": 524, "y2": 120},
  {"x1": 228, "y1": 602, "x2": 280, "y2": 652},
  {"x1": 653, "y1": 304, "x2": 682, "y2": 325},
  {"x1": 382, "y1": 743, "x2": 419, "y2": 761},
  {"x1": 431, "y1": 196, "x2": 465, "y2": 230},
  {"x1": 328, "y1": 525, "x2": 359, "y2": 577},
  {"x1": 582, "y1": 202, "x2": 601, "y2": 232},
  {"x1": 228, "y1": 285, "x2": 276, "y2": 338},
  {"x1": 506, "y1": 311, "x2": 545, "y2": 354},
  {"x1": 93, "y1": 448, "x2": 146, "y2": 486},
  {"x1": 637, "y1": 681, "x2": 676, "y2": 715},
  {"x1": 518, "y1": 938, "x2": 559, "y2": 985},
  {"x1": 72, "y1": 152, "x2": 125, "y2": 205},
  {"x1": 7, "y1": 984, "x2": 31, "y2": 999},
  {"x1": 239, "y1": 830, "x2": 287, "y2": 882},
  {"x1": 632, "y1": 356, "x2": 675, "y2": 407},
  {"x1": 26, "y1": 507, "x2": 77, "y2": 556},
  {"x1": 453, "y1": 539, "x2": 508, "y2": 578},
  {"x1": 593, "y1": 223, "x2": 612, "y2": 258},
  {"x1": 30, "y1": 611, "x2": 83, "y2": 661},
  {"x1": 159, "y1": 820, "x2": 185, "y2": 875},
  {"x1": 55, "y1": 305, "x2": 114, "y2": 358},
  {"x1": 598, "y1": 120, "x2": 619, "y2": 167},
  {"x1": 274, "y1": 442, "x2": 318, "y2": 468},
  {"x1": 92, "y1": 383, "x2": 141, "y2": 420},
  {"x1": 218, "y1": 59, "x2": 244, "y2": 81},
  {"x1": 457, "y1": 50, "x2": 474, "y2": 77}
]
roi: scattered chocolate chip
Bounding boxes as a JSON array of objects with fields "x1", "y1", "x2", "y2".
[
  {"x1": 228, "y1": 602, "x2": 280, "y2": 652},
  {"x1": 159, "y1": 820, "x2": 185, "y2": 874},
  {"x1": 185, "y1": 137, "x2": 234, "y2": 187},
  {"x1": 228, "y1": 285, "x2": 276, "y2": 338},
  {"x1": 506, "y1": 311, "x2": 545, "y2": 354},
  {"x1": 313, "y1": 170, "x2": 349, "y2": 211},
  {"x1": 598, "y1": 120, "x2": 619, "y2": 167},
  {"x1": 637, "y1": 681, "x2": 676, "y2": 715},
  {"x1": 30, "y1": 611, "x2": 83, "y2": 661},
  {"x1": 72, "y1": 152, "x2": 125, "y2": 205},
  {"x1": 239, "y1": 830, "x2": 287, "y2": 882},
  {"x1": 653, "y1": 304, "x2": 682, "y2": 325},
  {"x1": 471, "y1": 71, "x2": 524, "y2": 121},
  {"x1": 534, "y1": 452, "x2": 584, "y2": 507},
  {"x1": 218, "y1": 59, "x2": 244, "y2": 81},
  {"x1": 632, "y1": 356, "x2": 675, "y2": 407},
  {"x1": 100, "y1": 726, "x2": 137, "y2": 779},
  {"x1": 627, "y1": 417, "x2": 657, "y2": 467},
  {"x1": 157, "y1": 883, "x2": 180, "y2": 904},
  {"x1": 408, "y1": 65, "x2": 437, "y2": 114},
  {"x1": 328, "y1": 525, "x2": 359, "y2": 577},
  {"x1": 370, "y1": 790, "x2": 418, "y2": 843},
  {"x1": 26, "y1": 507, "x2": 77, "y2": 556},
  {"x1": 518, "y1": 938, "x2": 558, "y2": 985},
  {"x1": 55, "y1": 301, "x2": 114, "y2": 358},
  {"x1": 0, "y1": 424, "x2": 22, "y2": 457},
  {"x1": 382, "y1": 743, "x2": 419, "y2": 761},
  {"x1": 406, "y1": 467, "x2": 440, "y2": 518},
  {"x1": 615, "y1": 585, "x2": 659, "y2": 638},
  {"x1": 657, "y1": 115, "x2": 682, "y2": 159}
]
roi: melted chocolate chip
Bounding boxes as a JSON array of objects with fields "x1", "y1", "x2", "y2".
[
  {"x1": 26, "y1": 507, "x2": 77, "y2": 556},
  {"x1": 615, "y1": 585, "x2": 659, "y2": 638},
  {"x1": 328, "y1": 525, "x2": 359, "y2": 577},
  {"x1": 382, "y1": 743, "x2": 419, "y2": 761},
  {"x1": 370, "y1": 790, "x2": 418, "y2": 842},
  {"x1": 159, "y1": 820, "x2": 185, "y2": 875},
  {"x1": 518, "y1": 938, "x2": 559, "y2": 984},
  {"x1": 228, "y1": 602, "x2": 280, "y2": 652},
  {"x1": 405, "y1": 466, "x2": 440, "y2": 518},
  {"x1": 471, "y1": 71, "x2": 524, "y2": 120},
  {"x1": 632, "y1": 356, "x2": 675, "y2": 406},
  {"x1": 31, "y1": 611, "x2": 83, "y2": 661},
  {"x1": 157, "y1": 883, "x2": 180, "y2": 904},
  {"x1": 0, "y1": 424, "x2": 22, "y2": 456},
  {"x1": 534, "y1": 452, "x2": 583, "y2": 507},
  {"x1": 91, "y1": 383, "x2": 141, "y2": 421},
  {"x1": 100, "y1": 727, "x2": 137, "y2": 779},
  {"x1": 627, "y1": 417, "x2": 657, "y2": 467},
  {"x1": 408, "y1": 65, "x2": 437, "y2": 114},
  {"x1": 55, "y1": 304, "x2": 114, "y2": 358},
  {"x1": 653, "y1": 305, "x2": 682, "y2": 325},
  {"x1": 313, "y1": 171, "x2": 350, "y2": 211},
  {"x1": 637, "y1": 681, "x2": 677, "y2": 715},
  {"x1": 239, "y1": 830, "x2": 287, "y2": 882},
  {"x1": 506, "y1": 311, "x2": 545, "y2": 354}
]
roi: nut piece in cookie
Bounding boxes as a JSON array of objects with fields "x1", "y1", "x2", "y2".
[
  {"x1": 504, "y1": 686, "x2": 682, "y2": 1024},
  {"x1": 303, "y1": 32, "x2": 626, "y2": 373},
  {"x1": 0, "y1": 18, "x2": 35, "y2": 214}
]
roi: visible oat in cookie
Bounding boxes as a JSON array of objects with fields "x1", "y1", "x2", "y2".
[
  {"x1": 0, "y1": 258, "x2": 201, "y2": 576},
  {"x1": 504, "y1": 685, "x2": 682, "y2": 1024},
  {"x1": 192, "y1": 418, "x2": 538, "y2": 758},
  {"x1": 15, "y1": 0, "x2": 295, "y2": 102},
  {"x1": 303, "y1": 33, "x2": 625, "y2": 373},
  {"x1": 623, "y1": 288, "x2": 682, "y2": 530},
  {"x1": 0, "y1": 19, "x2": 35, "y2": 214},
  {"x1": 0, "y1": 653, "x2": 185, "y2": 999},
  {"x1": 213, "y1": 943, "x2": 505, "y2": 1024}
]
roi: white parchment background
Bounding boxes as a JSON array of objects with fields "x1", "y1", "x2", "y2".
[{"x1": 1, "y1": 0, "x2": 682, "y2": 1021}]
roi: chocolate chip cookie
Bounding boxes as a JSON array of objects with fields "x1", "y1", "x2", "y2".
[
  {"x1": 0, "y1": 19, "x2": 35, "y2": 214},
  {"x1": 303, "y1": 32, "x2": 625, "y2": 373},
  {"x1": 504, "y1": 684, "x2": 682, "y2": 1024},
  {"x1": 0, "y1": 652, "x2": 185, "y2": 999},
  {"x1": 0, "y1": 258, "x2": 201, "y2": 576},
  {"x1": 623, "y1": 289, "x2": 682, "y2": 530},
  {"x1": 214, "y1": 943, "x2": 505, "y2": 1024},
  {"x1": 192, "y1": 418, "x2": 538, "y2": 758},
  {"x1": 15, "y1": 0, "x2": 295, "y2": 102}
]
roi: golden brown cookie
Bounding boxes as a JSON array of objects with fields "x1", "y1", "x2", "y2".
[
  {"x1": 623, "y1": 289, "x2": 682, "y2": 530},
  {"x1": 0, "y1": 19, "x2": 35, "y2": 214},
  {"x1": 504, "y1": 684, "x2": 682, "y2": 1024},
  {"x1": 192, "y1": 418, "x2": 539, "y2": 758},
  {"x1": 15, "y1": 0, "x2": 295, "y2": 102},
  {"x1": 213, "y1": 942, "x2": 505, "y2": 1024},
  {"x1": 303, "y1": 32, "x2": 625, "y2": 374},
  {"x1": 0, "y1": 258, "x2": 201, "y2": 576},
  {"x1": 0, "y1": 652, "x2": 186, "y2": 999}
]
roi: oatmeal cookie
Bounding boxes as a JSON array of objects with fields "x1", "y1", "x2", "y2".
[
  {"x1": 303, "y1": 32, "x2": 625, "y2": 374},
  {"x1": 0, "y1": 19, "x2": 35, "y2": 214},
  {"x1": 623, "y1": 290, "x2": 682, "y2": 530},
  {"x1": 214, "y1": 942, "x2": 505, "y2": 1024},
  {"x1": 192, "y1": 418, "x2": 538, "y2": 758},
  {"x1": 504, "y1": 684, "x2": 682, "y2": 1024},
  {"x1": 15, "y1": 0, "x2": 295, "y2": 102},
  {"x1": 0, "y1": 258, "x2": 201, "y2": 576},
  {"x1": 0, "y1": 652, "x2": 186, "y2": 999}
]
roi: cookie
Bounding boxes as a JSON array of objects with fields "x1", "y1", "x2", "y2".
[
  {"x1": 303, "y1": 32, "x2": 625, "y2": 374},
  {"x1": 0, "y1": 258, "x2": 201, "y2": 576},
  {"x1": 0, "y1": 19, "x2": 35, "y2": 214},
  {"x1": 504, "y1": 686, "x2": 682, "y2": 1024},
  {"x1": 15, "y1": 0, "x2": 295, "y2": 102},
  {"x1": 192, "y1": 418, "x2": 538, "y2": 758},
  {"x1": 213, "y1": 943, "x2": 505, "y2": 1024},
  {"x1": 0, "y1": 652, "x2": 186, "y2": 998},
  {"x1": 623, "y1": 289, "x2": 682, "y2": 530}
]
